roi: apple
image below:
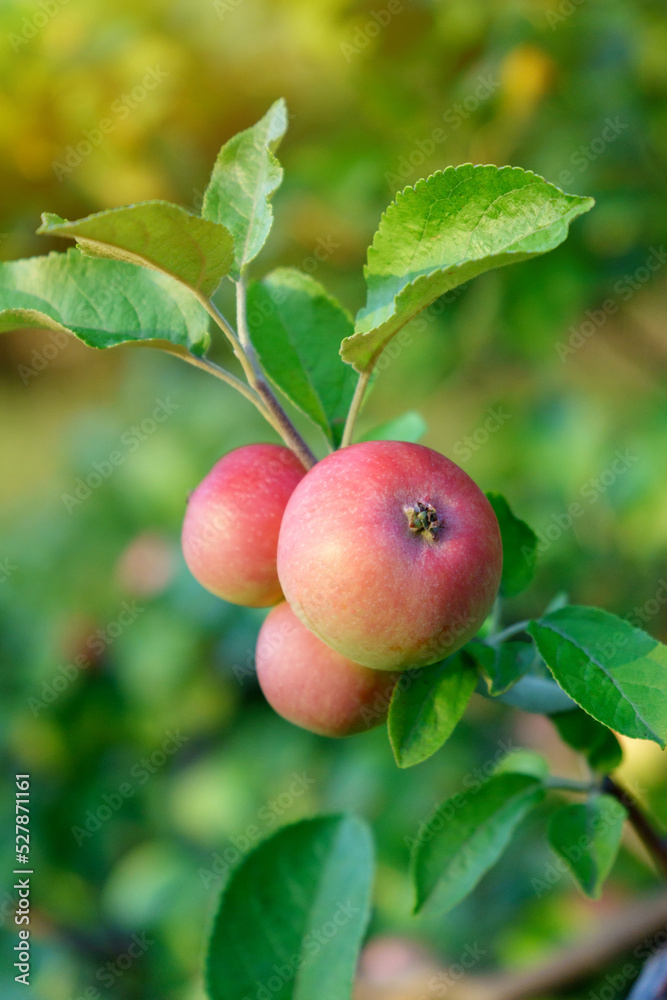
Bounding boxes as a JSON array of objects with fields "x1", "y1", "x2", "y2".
[
  {"x1": 182, "y1": 444, "x2": 306, "y2": 607},
  {"x1": 277, "y1": 440, "x2": 502, "y2": 670},
  {"x1": 256, "y1": 602, "x2": 397, "y2": 736}
]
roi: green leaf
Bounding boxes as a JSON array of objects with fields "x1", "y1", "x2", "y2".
[
  {"x1": 246, "y1": 268, "x2": 357, "y2": 446},
  {"x1": 206, "y1": 815, "x2": 373, "y2": 1000},
  {"x1": 486, "y1": 492, "x2": 538, "y2": 597},
  {"x1": 203, "y1": 99, "x2": 287, "y2": 278},
  {"x1": 412, "y1": 773, "x2": 544, "y2": 915},
  {"x1": 494, "y1": 749, "x2": 550, "y2": 780},
  {"x1": 37, "y1": 201, "x2": 234, "y2": 298},
  {"x1": 528, "y1": 606, "x2": 667, "y2": 748},
  {"x1": 342, "y1": 165, "x2": 594, "y2": 371},
  {"x1": 358, "y1": 410, "x2": 427, "y2": 444},
  {"x1": 551, "y1": 708, "x2": 623, "y2": 773},
  {"x1": 467, "y1": 641, "x2": 536, "y2": 695},
  {"x1": 547, "y1": 795, "x2": 627, "y2": 898},
  {"x1": 388, "y1": 654, "x2": 477, "y2": 768},
  {"x1": 0, "y1": 250, "x2": 210, "y2": 354}
]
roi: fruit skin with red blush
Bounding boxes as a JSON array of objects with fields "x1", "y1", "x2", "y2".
[
  {"x1": 277, "y1": 440, "x2": 503, "y2": 670},
  {"x1": 256, "y1": 602, "x2": 398, "y2": 737},
  {"x1": 182, "y1": 444, "x2": 306, "y2": 607}
]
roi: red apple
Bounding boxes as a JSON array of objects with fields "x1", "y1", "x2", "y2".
[
  {"x1": 182, "y1": 444, "x2": 306, "y2": 607},
  {"x1": 277, "y1": 441, "x2": 502, "y2": 670},
  {"x1": 256, "y1": 602, "x2": 397, "y2": 736}
]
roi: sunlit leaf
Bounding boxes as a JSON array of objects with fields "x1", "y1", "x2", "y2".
[
  {"x1": 0, "y1": 249, "x2": 210, "y2": 354},
  {"x1": 37, "y1": 201, "x2": 234, "y2": 297},
  {"x1": 342, "y1": 165, "x2": 594, "y2": 371},
  {"x1": 203, "y1": 99, "x2": 287, "y2": 278}
]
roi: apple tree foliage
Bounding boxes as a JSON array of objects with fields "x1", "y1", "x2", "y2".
[{"x1": 3, "y1": 100, "x2": 666, "y2": 1000}]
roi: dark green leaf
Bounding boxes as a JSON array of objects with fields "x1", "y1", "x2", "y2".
[
  {"x1": 486, "y1": 492, "x2": 538, "y2": 597},
  {"x1": 247, "y1": 268, "x2": 357, "y2": 446},
  {"x1": 388, "y1": 654, "x2": 477, "y2": 768},
  {"x1": 203, "y1": 99, "x2": 287, "y2": 278},
  {"x1": 358, "y1": 411, "x2": 427, "y2": 443},
  {"x1": 529, "y1": 606, "x2": 667, "y2": 747},
  {"x1": 412, "y1": 772, "x2": 544, "y2": 915},
  {"x1": 206, "y1": 815, "x2": 373, "y2": 1000},
  {"x1": 342, "y1": 165, "x2": 594, "y2": 371},
  {"x1": 37, "y1": 201, "x2": 234, "y2": 297},
  {"x1": 548, "y1": 795, "x2": 627, "y2": 898},
  {"x1": 0, "y1": 250, "x2": 210, "y2": 353},
  {"x1": 552, "y1": 708, "x2": 623, "y2": 773},
  {"x1": 468, "y1": 640, "x2": 535, "y2": 695}
]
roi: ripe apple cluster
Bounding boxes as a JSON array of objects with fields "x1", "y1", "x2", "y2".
[{"x1": 182, "y1": 440, "x2": 502, "y2": 737}]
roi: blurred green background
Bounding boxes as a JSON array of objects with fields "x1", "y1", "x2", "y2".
[{"x1": 1, "y1": 0, "x2": 667, "y2": 997}]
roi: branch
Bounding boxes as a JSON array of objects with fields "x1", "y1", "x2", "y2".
[
  {"x1": 603, "y1": 776, "x2": 667, "y2": 880},
  {"x1": 354, "y1": 892, "x2": 667, "y2": 1000},
  {"x1": 232, "y1": 278, "x2": 317, "y2": 469}
]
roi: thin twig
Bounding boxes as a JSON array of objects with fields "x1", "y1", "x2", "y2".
[
  {"x1": 544, "y1": 776, "x2": 599, "y2": 793},
  {"x1": 486, "y1": 619, "x2": 531, "y2": 646},
  {"x1": 341, "y1": 368, "x2": 372, "y2": 447},
  {"x1": 232, "y1": 277, "x2": 317, "y2": 468},
  {"x1": 603, "y1": 776, "x2": 667, "y2": 880},
  {"x1": 170, "y1": 349, "x2": 270, "y2": 414}
]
